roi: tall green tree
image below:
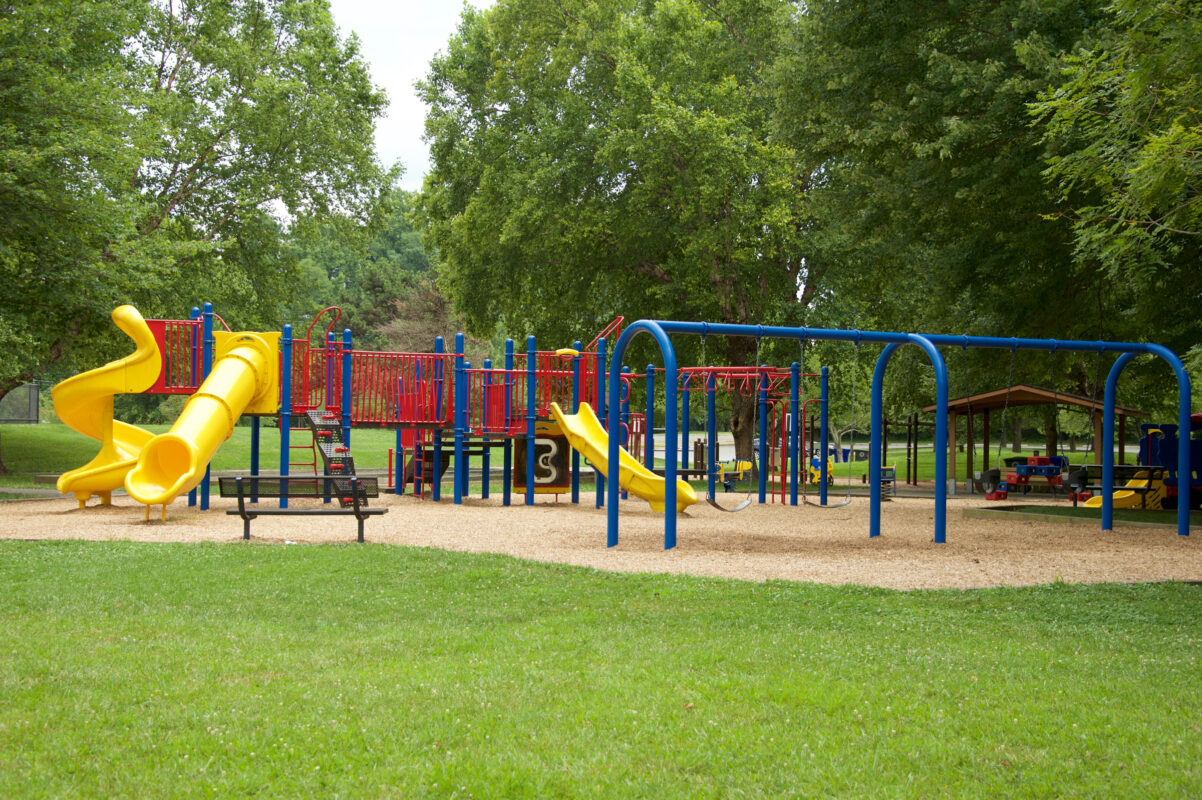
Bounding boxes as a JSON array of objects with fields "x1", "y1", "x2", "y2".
[
  {"x1": 291, "y1": 189, "x2": 435, "y2": 348},
  {"x1": 775, "y1": 0, "x2": 1158, "y2": 438},
  {"x1": 1034, "y1": 0, "x2": 1202, "y2": 376},
  {"x1": 1, "y1": 0, "x2": 392, "y2": 402},
  {"x1": 0, "y1": 0, "x2": 149, "y2": 392},
  {"x1": 417, "y1": 0, "x2": 807, "y2": 454}
]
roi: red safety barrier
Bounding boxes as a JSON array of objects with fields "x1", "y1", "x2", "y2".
[
  {"x1": 348, "y1": 351, "x2": 455, "y2": 426},
  {"x1": 144, "y1": 318, "x2": 202, "y2": 394}
]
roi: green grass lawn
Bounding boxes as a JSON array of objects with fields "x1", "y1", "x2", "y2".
[
  {"x1": 0, "y1": 540, "x2": 1198, "y2": 797},
  {"x1": 0, "y1": 423, "x2": 401, "y2": 488}
]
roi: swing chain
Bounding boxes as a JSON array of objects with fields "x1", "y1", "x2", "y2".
[
  {"x1": 1086, "y1": 349, "x2": 1102, "y2": 458},
  {"x1": 1050, "y1": 347, "x2": 1061, "y2": 458},
  {"x1": 997, "y1": 345, "x2": 1017, "y2": 463}
]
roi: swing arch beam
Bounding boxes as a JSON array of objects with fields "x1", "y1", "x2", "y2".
[{"x1": 606, "y1": 321, "x2": 1191, "y2": 550}]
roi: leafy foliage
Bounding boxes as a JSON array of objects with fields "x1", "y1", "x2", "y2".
[
  {"x1": 417, "y1": 0, "x2": 807, "y2": 360},
  {"x1": 1, "y1": 0, "x2": 392, "y2": 399},
  {"x1": 1034, "y1": 0, "x2": 1202, "y2": 373}
]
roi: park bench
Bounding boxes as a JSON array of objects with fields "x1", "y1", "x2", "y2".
[{"x1": 217, "y1": 475, "x2": 388, "y2": 543}]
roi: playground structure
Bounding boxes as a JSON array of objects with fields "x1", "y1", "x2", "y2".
[
  {"x1": 51, "y1": 307, "x2": 1193, "y2": 547},
  {"x1": 51, "y1": 304, "x2": 838, "y2": 521}
]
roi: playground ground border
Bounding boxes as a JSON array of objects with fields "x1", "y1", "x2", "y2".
[{"x1": 1, "y1": 492, "x2": 1199, "y2": 591}]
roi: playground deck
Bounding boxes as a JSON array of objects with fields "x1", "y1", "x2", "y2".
[{"x1": 1, "y1": 495, "x2": 1198, "y2": 590}]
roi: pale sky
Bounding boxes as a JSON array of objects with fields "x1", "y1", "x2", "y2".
[{"x1": 326, "y1": 0, "x2": 496, "y2": 192}]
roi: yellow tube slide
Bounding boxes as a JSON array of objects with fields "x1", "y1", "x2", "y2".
[
  {"x1": 125, "y1": 332, "x2": 278, "y2": 506},
  {"x1": 53, "y1": 306, "x2": 162, "y2": 506},
  {"x1": 549, "y1": 401, "x2": 697, "y2": 513}
]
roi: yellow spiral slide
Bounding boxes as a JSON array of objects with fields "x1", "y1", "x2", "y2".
[{"x1": 53, "y1": 306, "x2": 162, "y2": 507}]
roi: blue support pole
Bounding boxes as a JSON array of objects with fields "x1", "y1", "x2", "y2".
[
  {"x1": 595, "y1": 338, "x2": 607, "y2": 509},
  {"x1": 645, "y1": 365, "x2": 655, "y2": 471},
  {"x1": 526, "y1": 335, "x2": 537, "y2": 506},
  {"x1": 341, "y1": 329, "x2": 352, "y2": 449},
  {"x1": 707, "y1": 370, "x2": 717, "y2": 502},
  {"x1": 758, "y1": 365, "x2": 768, "y2": 504},
  {"x1": 870, "y1": 335, "x2": 948, "y2": 541},
  {"x1": 279, "y1": 324, "x2": 292, "y2": 510},
  {"x1": 250, "y1": 416, "x2": 260, "y2": 505},
  {"x1": 570, "y1": 341, "x2": 582, "y2": 504},
  {"x1": 454, "y1": 333, "x2": 466, "y2": 505},
  {"x1": 819, "y1": 366, "x2": 829, "y2": 506},
  {"x1": 188, "y1": 306, "x2": 201, "y2": 508},
  {"x1": 483, "y1": 358, "x2": 492, "y2": 500},
  {"x1": 201, "y1": 302, "x2": 214, "y2": 510},
  {"x1": 1101, "y1": 353, "x2": 1136, "y2": 534},
  {"x1": 790, "y1": 361, "x2": 800, "y2": 506},
  {"x1": 504, "y1": 339, "x2": 514, "y2": 507},
  {"x1": 1102, "y1": 347, "x2": 1191, "y2": 537},
  {"x1": 432, "y1": 336, "x2": 444, "y2": 502},
  {"x1": 401, "y1": 427, "x2": 411, "y2": 494},
  {"x1": 461, "y1": 360, "x2": 472, "y2": 499},
  {"x1": 607, "y1": 322, "x2": 677, "y2": 548}
]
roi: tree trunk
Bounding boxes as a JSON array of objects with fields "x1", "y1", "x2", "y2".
[
  {"x1": 0, "y1": 380, "x2": 21, "y2": 409},
  {"x1": 1011, "y1": 415, "x2": 1022, "y2": 452},
  {"x1": 727, "y1": 336, "x2": 757, "y2": 461},
  {"x1": 730, "y1": 392, "x2": 756, "y2": 461},
  {"x1": 1042, "y1": 405, "x2": 1058, "y2": 457}
]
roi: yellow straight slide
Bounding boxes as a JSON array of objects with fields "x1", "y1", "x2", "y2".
[
  {"x1": 53, "y1": 306, "x2": 162, "y2": 507},
  {"x1": 125, "y1": 331, "x2": 279, "y2": 507},
  {"x1": 549, "y1": 401, "x2": 697, "y2": 513}
]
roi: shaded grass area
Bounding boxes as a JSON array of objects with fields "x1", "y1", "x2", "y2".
[
  {"x1": 978, "y1": 503, "x2": 1202, "y2": 527},
  {"x1": 1, "y1": 540, "x2": 1199, "y2": 798},
  {"x1": 0, "y1": 423, "x2": 401, "y2": 488}
]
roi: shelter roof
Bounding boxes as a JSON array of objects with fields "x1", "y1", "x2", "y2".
[{"x1": 921, "y1": 383, "x2": 1146, "y2": 417}]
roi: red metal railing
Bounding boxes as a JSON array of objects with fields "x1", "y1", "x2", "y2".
[
  {"x1": 347, "y1": 350, "x2": 455, "y2": 426},
  {"x1": 145, "y1": 318, "x2": 202, "y2": 394}
]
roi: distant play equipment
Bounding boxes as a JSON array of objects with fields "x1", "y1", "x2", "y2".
[
  {"x1": 1078, "y1": 417, "x2": 1202, "y2": 511},
  {"x1": 985, "y1": 455, "x2": 1069, "y2": 501}
]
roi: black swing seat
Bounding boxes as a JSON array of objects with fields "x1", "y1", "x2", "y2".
[{"x1": 217, "y1": 476, "x2": 388, "y2": 543}]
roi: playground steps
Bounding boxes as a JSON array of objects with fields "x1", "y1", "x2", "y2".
[
  {"x1": 286, "y1": 413, "x2": 320, "y2": 477},
  {"x1": 305, "y1": 409, "x2": 358, "y2": 508}
]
